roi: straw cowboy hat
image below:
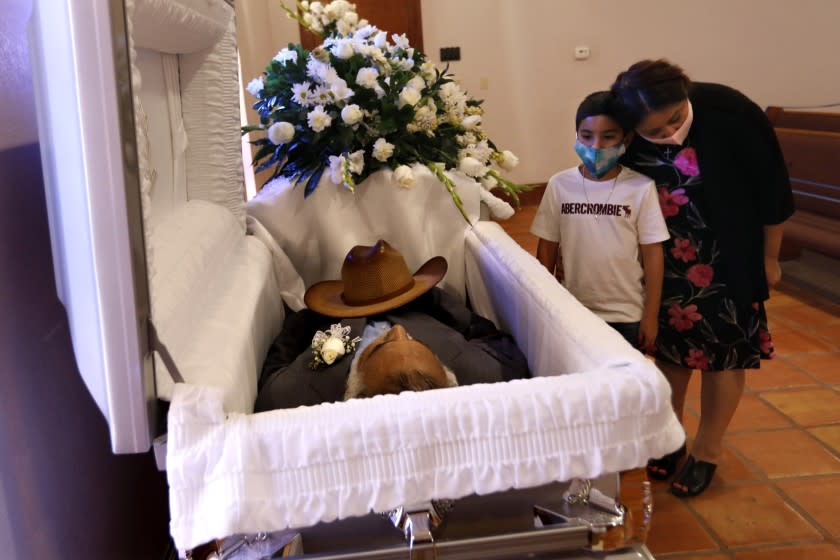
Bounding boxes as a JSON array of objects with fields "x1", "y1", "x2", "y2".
[{"x1": 304, "y1": 240, "x2": 448, "y2": 318}]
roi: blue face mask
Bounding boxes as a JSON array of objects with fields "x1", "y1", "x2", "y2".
[{"x1": 574, "y1": 139, "x2": 626, "y2": 178}]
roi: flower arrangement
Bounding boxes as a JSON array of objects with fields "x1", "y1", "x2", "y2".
[
  {"x1": 243, "y1": 0, "x2": 529, "y2": 221},
  {"x1": 309, "y1": 323, "x2": 362, "y2": 369}
]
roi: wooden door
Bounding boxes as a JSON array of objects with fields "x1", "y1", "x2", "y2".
[{"x1": 299, "y1": 0, "x2": 423, "y2": 51}]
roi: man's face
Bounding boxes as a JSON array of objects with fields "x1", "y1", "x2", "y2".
[{"x1": 346, "y1": 324, "x2": 451, "y2": 399}]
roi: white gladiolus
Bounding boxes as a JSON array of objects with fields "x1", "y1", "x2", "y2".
[
  {"x1": 341, "y1": 104, "x2": 363, "y2": 125},
  {"x1": 480, "y1": 174, "x2": 498, "y2": 191},
  {"x1": 499, "y1": 150, "x2": 520, "y2": 171},
  {"x1": 330, "y1": 79, "x2": 354, "y2": 102},
  {"x1": 372, "y1": 138, "x2": 394, "y2": 162},
  {"x1": 461, "y1": 115, "x2": 482, "y2": 130},
  {"x1": 267, "y1": 122, "x2": 295, "y2": 145},
  {"x1": 320, "y1": 336, "x2": 346, "y2": 365},
  {"x1": 398, "y1": 86, "x2": 422, "y2": 108},
  {"x1": 373, "y1": 31, "x2": 388, "y2": 49},
  {"x1": 307, "y1": 106, "x2": 332, "y2": 132},
  {"x1": 391, "y1": 33, "x2": 410, "y2": 49},
  {"x1": 246, "y1": 76, "x2": 264, "y2": 96},
  {"x1": 393, "y1": 165, "x2": 415, "y2": 188},
  {"x1": 459, "y1": 156, "x2": 487, "y2": 178}
]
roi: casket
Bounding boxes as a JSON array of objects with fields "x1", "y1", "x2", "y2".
[{"x1": 29, "y1": 0, "x2": 683, "y2": 557}]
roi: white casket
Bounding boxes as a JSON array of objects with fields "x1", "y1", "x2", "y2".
[{"x1": 29, "y1": 0, "x2": 683, "y2": 557}]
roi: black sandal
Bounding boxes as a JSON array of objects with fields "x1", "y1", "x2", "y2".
[
  {"x1": 646, "y1": 443, "x2": 687, "y2": 480},
  {"x1": 670, "y1": 455, "x2": 717, "y2": 497}
]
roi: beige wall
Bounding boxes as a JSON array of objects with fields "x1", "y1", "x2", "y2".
[{"x1": 237, "y1": 0, "x2": 840, "y2": 185}]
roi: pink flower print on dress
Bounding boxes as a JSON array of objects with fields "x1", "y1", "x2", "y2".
[
  {"x1": 686, "y1": 263, "x2": 714, "y2": 288},
  {"x1": 759, "y1": 329, "x2": 776, "y2": 358},
  {"x1": 658, "y1": 187, "x2": 690, "y2": 217},
  {"x1": 668, "y1": 303, "x2": 702, "y2": 332},
  {"x1": 674, "y1": 147, "x2": 700, "y2": 177},
  {"x1": 670, "y1": 238, "x2": 698, "y2": 263},
  {"x1": 684, "y1": 348, "x2": 710, "y2": 370}
]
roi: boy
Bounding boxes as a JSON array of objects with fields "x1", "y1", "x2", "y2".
[{"x1": 530, "y1": 91, "x2": 668, "y2": 350}]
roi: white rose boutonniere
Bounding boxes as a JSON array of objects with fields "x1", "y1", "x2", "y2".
[{"x1": 309, "y1": 323, "x2": 362, "y2": 370}]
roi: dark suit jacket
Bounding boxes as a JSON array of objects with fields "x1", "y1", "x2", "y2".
[
  {"x1": 622, "y1": 82, "x2": 795, "y2": 305},
  {"x1": 254, "y1": 288, "x2": 530, "y2": 411}
]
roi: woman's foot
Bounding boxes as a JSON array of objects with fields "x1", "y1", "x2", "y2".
[
  {"x1": 646, "y1": 443, "x2": 687, "y2": 480},
  {"x1": 671, "y1": 455, "x2": 717, "y2": 497}
]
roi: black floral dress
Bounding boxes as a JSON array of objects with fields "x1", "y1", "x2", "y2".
[{"x1": 630, "y1": 143, "x2": 774, "y2": 371}]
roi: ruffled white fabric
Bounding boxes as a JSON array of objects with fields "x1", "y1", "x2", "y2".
[
  {"x1": 132, "y1": 0, "x2": 231, "y2": 54},
  {"x1": 149, "y1": 200, "x2": 285, "y2": 413},
  {"x1": 246, "y1": 165, "x2": 481, "y2": 302}
]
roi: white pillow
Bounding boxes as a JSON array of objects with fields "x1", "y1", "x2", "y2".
[{"x1": 132, "y1": 0, "x2": 232, "y2": 54}]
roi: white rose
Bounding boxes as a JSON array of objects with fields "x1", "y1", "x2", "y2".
[
  {"x1": 347, "y1": 150, "x2": 365, "y2": 174},
  {"x1": 343, "y1": 11, "x2": 358, "y2": 26},
  {"x1": 398, "y1": 86, "x2": 422, "y2": 109},
  {"x1": 499, "y1": 150, "x2": 520, "y2": 171},
  {"x1": 393, "y1": 165, "x2": 415, "y2": 188},
  {"x1": 461, "y1": 115, "x2": 482, "y2": 130},
  {"x1": 320, "y1": 336, "x2": 346, "y2": 365},
  {"x1": 246, "y1": 76, "x2": 264, "y2": 97},
  {"x1": 331, "y1": 39, "x2": 354, "y2": 60},
  {"x1": 459, "y1": 156, "x2": 487, "y2": 178},
  {"x1": 307, "y1": 105, "x2": 332, "y2": 132},
  {"x1": 267, "y1": 121, "x2": 295, "y2": 145},
  {"x1": 372, "y1": 138, "x2": 395, "y2": 162},
  {"x1": 356, "y1": 67, "x2": 379, "y2": 89},
  {"x1": 341, "y1": 104, "x2": 363, "y2": 125},
  {"x1": 407, "y1": 76, "x2": 425, "y2": 92}
]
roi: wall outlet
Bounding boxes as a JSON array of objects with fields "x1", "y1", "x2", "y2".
[
  {"x1": 440, "y1": 46, "x2": 461, "y2": 62},
  {"x1": 574, "y1": 46, "x2": 591, "y2": 60}
]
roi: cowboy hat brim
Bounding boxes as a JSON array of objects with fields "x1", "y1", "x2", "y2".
[{"x1": 304, "y1": 256, "x2": 448, "y2": 318}]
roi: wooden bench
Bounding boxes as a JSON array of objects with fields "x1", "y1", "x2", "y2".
[{"x1": 766, "y1": 106, "x2": 840, "y2": 260}]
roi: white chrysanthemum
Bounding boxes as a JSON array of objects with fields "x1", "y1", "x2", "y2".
[
  {"x1": 397, "y1": 86, "x2": 421, "y2": 108},
  {"x1": 307, "y1": 105, "x2": 332, "y2": 132},
  {"x1": 341, "y1": 104, "x2": 363, "y2": 125},
  {"x1": 393, "y1": 165, "x2": 415, "y2": 188},
  {"x1": 267, "y1": 122, "x2": 295, "y2": 145},
  {"x1": 459, "y1": 156, "x2": 488, "y2": 178},
  {"x1": 407, "y1": 100, "x2": 438, "y2": 135},
  {"x1": 461, "y1": 114, "x2": 482, "y2": 131},
  {"x1": 273, "y1": 48, "x2": 298, "y2": 65},
  {"x1": 306, "y1": 57, "x2": 331, "y2": 83},
  {"x1": 312, "y1": 86, "x2": 332, "y2": 105},
  {"x1": 347, "y1": 150, "x2": 365, "y2": 174},
  {"x1": 356, "y1": 67, "x2": 379, "y2": 89},
  {"x1": 459, "y1": 140, "x2": 493, "y2": 164},
  {"x1": 456, "y1": 132, "x2": 479, "y2": 147},
  {"x1": 498, "y1": 150, "x2": 520, "y2": 171},
  {"x1": 246, "y1": 76, "x2": 264, "y2": 97},
  {"x1": 372, "y1": 138, "x2": 394, "y2": 162},
  {"x1": 291, "y1": 81, "x2": 312, "y2": 106}
]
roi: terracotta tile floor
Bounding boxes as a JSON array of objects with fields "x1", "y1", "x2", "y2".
[{"x1": 497, "y1": 204, "x2": 840, "y2": 558}]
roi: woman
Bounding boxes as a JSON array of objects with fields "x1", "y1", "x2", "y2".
[{"x1": 611, "y1": 60, "x2": 794, "y2": 497}]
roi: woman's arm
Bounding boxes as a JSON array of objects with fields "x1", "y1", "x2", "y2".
[
  {"x1": 639, "y1": 242, "x2": 664, "y2": 350},
  {"x1": 764, "y1": 222, "x2": 785, "y2": 288},
  {"x1": 536, "y1": 238, "x2": 562, "y2": 281}
]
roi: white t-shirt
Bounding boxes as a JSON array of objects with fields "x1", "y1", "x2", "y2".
[{"x1": 530, "y1": 166, "x2": 669, "y2": 323}]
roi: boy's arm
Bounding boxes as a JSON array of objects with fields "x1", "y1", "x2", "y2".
[
  {"x1": 639, "y1": 242, "x2": 664, "y2": 350},
  {"x1": 536, "y1": 238, "x2": 561, "y2": 280}
]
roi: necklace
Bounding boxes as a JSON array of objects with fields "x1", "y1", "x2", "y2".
[{"x1": 581, "y1": 168, "x2": 620, "y2": 221}]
